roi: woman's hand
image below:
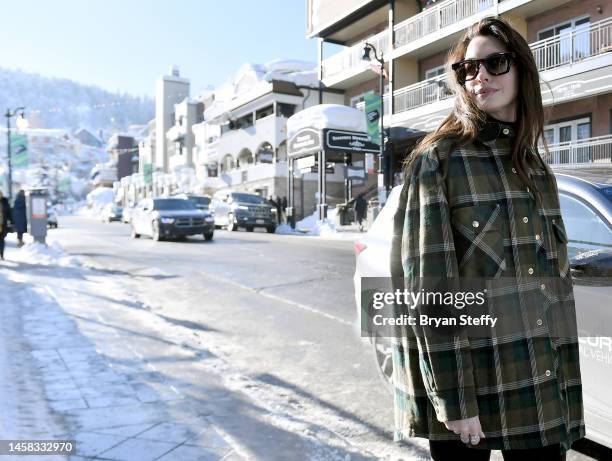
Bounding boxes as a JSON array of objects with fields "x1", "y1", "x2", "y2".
[{"x1": 443, "y1": 415, "x2": 485, "y2": 445}]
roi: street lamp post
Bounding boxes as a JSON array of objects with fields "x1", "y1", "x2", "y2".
[
  {"x1": 4, "y1": 107, "x2": 27, "y2": 201},
  {"x1": 362, "y1": 43, "x2": 390, "y2": 199}
]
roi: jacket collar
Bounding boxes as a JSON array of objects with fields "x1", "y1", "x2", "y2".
[{"x1": 476, "y1": 114, "x2": 517, "y2": 143}]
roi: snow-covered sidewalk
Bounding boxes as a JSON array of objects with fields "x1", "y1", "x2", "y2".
[{"x1": 0, "y1": 251, "x2": 244, "y2": 460}]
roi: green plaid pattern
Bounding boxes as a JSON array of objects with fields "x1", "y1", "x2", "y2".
[{"x1": 389, "y1": 120, "x2": 585, "y2": 453}]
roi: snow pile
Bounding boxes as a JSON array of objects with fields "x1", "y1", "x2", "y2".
[
  {"x1": 306, "y1": 218, "x2": 338, "y2": 237},
  {"x1": 295, "y1": 210, "x2": 340, "y2": 237},
  {"x1": 274, "y1": 223, "x2": 300, "y2": 235},
  {"x1": 12, "y1": 241, "x2": 79, "y2": 267},
  {"x1": 287, "y1": 104, "x2": 367, "y2": 138},
  {"x1": 82, "y1": 187, "x2": 115, "y2": 217}
]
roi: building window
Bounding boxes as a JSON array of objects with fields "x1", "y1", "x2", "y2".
[
  {"x1": 256, "y1": 105, "x2": 274, "y2": 120},
  {"x1": 544, "y1": 116, "x2": 591, "y2": 145},
  {"x1": 425, "y1": 65, "x2": 445, "y2": 80},
  {"x1": 277, "y1": 103, "x2": 296, "y2": 118},
  {"x1": 537, "y1": 16, "x2": 590, "y2": 62}
]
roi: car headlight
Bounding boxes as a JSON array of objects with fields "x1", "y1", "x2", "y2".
[
  {"x1": 160, "y1": 217, "x2": 175, "y2": 224},
  {"x1": 204, "y1": 216, "x2": 214, "y2": 222},
  {"x1": 235, "y1": 205, "x2": 249, "y2": 211}
]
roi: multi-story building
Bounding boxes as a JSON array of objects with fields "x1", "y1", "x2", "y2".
[
  {"x1": 193, "y1": 60, "x2": 346, "y2": 219},
  {"x1": 307, "y1": 0, "x2": 612, "y2": 183},
  {"x1": 155, "y1": 66, "x2": 190, "y2": 173}
]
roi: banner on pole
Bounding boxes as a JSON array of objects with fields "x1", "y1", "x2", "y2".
[
  {"x1": 364, "y1": 92, "x2": 381, "y2": 146},
  {"x1": 10, "y1": 133, "x2": 29, "y2": 169}
]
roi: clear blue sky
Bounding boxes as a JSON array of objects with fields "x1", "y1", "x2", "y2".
[{"x1": 0, "y1": 0, "x2": 318, "y2": 98}]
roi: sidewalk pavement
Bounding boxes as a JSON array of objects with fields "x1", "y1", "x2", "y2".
[{"x1": 0, "y1": 265, "x2": 244, "y2": 461}]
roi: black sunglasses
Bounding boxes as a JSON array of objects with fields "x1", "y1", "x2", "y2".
[{"x1": 451, "y1": 52, "x2": 516, "y2": 84}]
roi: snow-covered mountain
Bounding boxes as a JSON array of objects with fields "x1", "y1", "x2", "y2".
[{"x1": 0, "y1": 67, "x2": 154, "y2": 131}]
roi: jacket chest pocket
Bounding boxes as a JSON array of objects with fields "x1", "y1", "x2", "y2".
[
  {"x1": 550, "y1": 216, "x2": 570, "y2": 278},
  {"x1": 451, "y1": 203, "x2": 506, "y2": 279}
]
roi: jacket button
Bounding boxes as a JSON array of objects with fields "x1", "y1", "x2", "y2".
[
  {"x1": 528, "y1": 267, "x2": 534, "y2": 275},
  {"x1": 545, "y1": 370, "x2": 551, "y2": 377},
  {"x1": 541, "y1": 283, "x2": 546, "y2": 290},
  {"x1": 472, "y1": 220, "x2": 479, "y2": 228},
  {"x1": 523, "y1": 217, "x2": 529, "y2": 223},
  {"x1": 512, "y1": 167, "x2": 517, "y2": 174},
  {"x1": 535, "y1": 234, "x2": 540, "y2": 240},
  {"x1": 503, "y1": 128, "x2": 510, "y2": 135},
  {"x1": 537, "y1": 319, "x2": 543, "y2": 326}
]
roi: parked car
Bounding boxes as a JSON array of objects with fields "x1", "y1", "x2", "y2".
[
  {"x1": 172, "y1": 193, "x2": 212, "y2": 212},
  {"x1": 354, "y1": 167, "x2": 612, "y2": 449},
  {"x1": 101, "y1": 204, "x2": 123, "y2": 223},
  {"x1": 211, "y1": 191, "x2": 276, "y2": 233},
  {"x1": 47, "y1": 206, "x2": 58, "y2": 228},
  {"x1": 130, "y1": 197, "x2": 215, "y2": 241}
]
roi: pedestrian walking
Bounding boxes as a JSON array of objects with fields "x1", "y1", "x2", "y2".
[
  {"x1": 275, "y1": 195, "x2": 282, "y2": 225},
  {"x1": 0, "y1": 191, "x2": 11, "y2": 260},
  {"x1": 390, "y1": 17, "x2": 583, "y2": 461},
  {"x1": 13, "y1": 190, "x2": 28, "y2": 247},
  {"x1": 281, "y1": 196, "x2": 287, "y2": 223},
  {"x1": 353, "y1": 194, "x2": 367, "y2": 231}
]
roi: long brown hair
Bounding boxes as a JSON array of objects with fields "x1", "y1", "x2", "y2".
[{"x1": 403, "y1": 16, "x2": 553, "y2": 198}]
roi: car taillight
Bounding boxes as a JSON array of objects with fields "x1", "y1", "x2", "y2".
[{"x1": 354, "y1": 241, "x2": 367, "y2": 257}]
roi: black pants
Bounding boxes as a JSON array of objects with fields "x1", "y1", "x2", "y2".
[
  {"x1": 0, "y1": 236, "x2": 4, "y2": 258},
  {"x1": 17, "y1": 231, "x2": 24, "y2": 242},
  {"x1": 429, "y1": 440, "x2": 566, "y2": 461}
]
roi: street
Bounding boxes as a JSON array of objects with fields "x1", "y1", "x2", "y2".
[{"x1": 0, "y1": 216, "x2": 602, "y2": 460}]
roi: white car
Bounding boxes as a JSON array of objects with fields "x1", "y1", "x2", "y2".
[{"x1": 353, "y1": 170, "x2": 612, "y2": 450}]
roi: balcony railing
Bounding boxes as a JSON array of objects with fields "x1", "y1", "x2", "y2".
[
  {"x1": 532, "y1": 17, "x2": 612, "y2": 71},
  {"x1": 321, "y1": 29, "x2": 390, "y2": 80},
  {"x1": 394, "y1": 0, "x2": 494, "y2": 48},
  {"x1": 542, "y1": 135, "x2": 612, "y2": 165},
  {"x1": 393, "y1": 18, "x2": 612, "y2": 116},
  {"x1": 393, "y1": 74, "x2": 454, "y2": 114}
]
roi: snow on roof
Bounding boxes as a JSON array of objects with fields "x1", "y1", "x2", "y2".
[
  {"x1": 202, "y1": 59, "x2": 317, "y2": 122},
  {"x1": 287, "y1": 104, "x2": 367, "y2": 138}
]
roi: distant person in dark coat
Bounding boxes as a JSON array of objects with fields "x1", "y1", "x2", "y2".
[
  {"x1": 275, "y1": 195, "x2": 282, "y2": 224},
  {"x1": 12, "y1": 190, "x2": 27, "y2": 247},
  {"x1": 353, "y1": 194, "x2": 367, "y2": 232},
  {"x1": 0, "y1": 191, "x2": 11, "y2": 259},
  {"x1": 281, "y1": 196, "x2": 287, "y2": 223}
]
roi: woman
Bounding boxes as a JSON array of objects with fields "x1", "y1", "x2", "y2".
[
  {"x1": 0, "y1": 191, "x2": 11, "y2": 260},
  {"x1": 390, "y1": 17, "x2": 584, "y2": 461}
]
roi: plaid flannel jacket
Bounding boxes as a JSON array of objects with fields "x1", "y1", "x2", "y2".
[{"x1": 389, "y1": 119, "x2": 585, "y2": 453}]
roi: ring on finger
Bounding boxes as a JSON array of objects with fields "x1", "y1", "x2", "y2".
[
  {"x1": 460, "y1": 435, "x2": 470, "y2": 444},
  {"x1": 470, "y1": 435, "x2": 480, "y2": 444}
]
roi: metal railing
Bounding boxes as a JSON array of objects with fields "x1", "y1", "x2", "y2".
[
  {"x1": 541, "y1": 135, "x2": 612, "y2": 165},
  {"x1": 394, "y1": 0, "x2": 494, "y2": 48},
  {"x1": 393, "y1": 74, "x2": 454, "y2": 113},
  {"x1": 392, "y1": 18, "x2": 612, "y2": 116},
  {"x1": 531, "y1": 17, "x2": 612, "y2": 71},
  {"x1": 321, "y1": 29, "x2": 390, "y2": 80}
]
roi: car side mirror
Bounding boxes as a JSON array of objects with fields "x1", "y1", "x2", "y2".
[{"x1": 570, "y1": 250, "x2": 612, "y2": 286}]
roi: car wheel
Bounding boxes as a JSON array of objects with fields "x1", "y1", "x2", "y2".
[
  {"x1": 152, "y1": 221, "x2": 162, "y2": 241},
  {"x1": 371, "y1": 332, "x2": 394, "y2": 395},
  {"x1": 204, "y1": 232, "x2": 214, "y2": 241},
  {"x1": 266, "y1": 226, "x2": 275, "y2": 234},
  {"x1": 131, "y1": 226, "x2": 140, "y2": 239},
  {"x1": 226, "y1": 214, "x2": 237, "y2": 232}
]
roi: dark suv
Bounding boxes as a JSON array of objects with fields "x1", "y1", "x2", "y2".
[
  {"x1": 131, "y1": 197, "x2": 215, "y2": 241},
  {"x1": 211, "y1": 191, "x2": 276, "y2": 233}
]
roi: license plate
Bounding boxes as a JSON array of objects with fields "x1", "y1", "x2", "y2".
[{"x1": 256, "y1": 219, "x2": 265, "y2": 224}]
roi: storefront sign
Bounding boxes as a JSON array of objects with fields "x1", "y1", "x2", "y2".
[{"x1": 288, "y1": 128, "x2": 321, "y2": 157}]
